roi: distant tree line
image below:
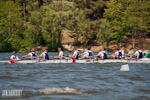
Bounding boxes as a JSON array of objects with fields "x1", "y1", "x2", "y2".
[{"x1": 0, "y1": 0, "x2": 150, "y2": 52}]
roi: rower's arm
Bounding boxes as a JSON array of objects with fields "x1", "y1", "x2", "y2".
[
  {"x1": 22, "y1": 55, "x2": 29, "y2": 58},
  {"x1": 37, "y1": 55, "x2": 42, "y2": 58},
  {"x1": 127, "y1": 51, "x2": 130, "y2": 56},
  {"x1": 11, "y1": 58, "x2": 21, "y2": 61}
]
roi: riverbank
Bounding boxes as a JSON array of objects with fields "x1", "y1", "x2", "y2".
[{"x1": 62, "y1": 30, "x2": 150, "y2": 52}]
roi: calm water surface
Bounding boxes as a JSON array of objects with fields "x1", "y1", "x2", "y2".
[{"x1": 0, "y1": 53, "x2": 150, "y2": 100}]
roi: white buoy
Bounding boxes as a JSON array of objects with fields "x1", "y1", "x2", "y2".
[{"x1": 120, "y1": 64, "x2": 130, "y2": 71}]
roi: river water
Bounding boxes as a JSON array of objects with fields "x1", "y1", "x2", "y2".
[{"x1": 0, "y1": 53, "x2": 150, "y2": 100}]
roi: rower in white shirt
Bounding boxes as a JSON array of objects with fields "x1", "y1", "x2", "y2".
[
  {"x1": 109, "y1": 49, "x2": 121, "y2": 59},
  {"x1": 120, "y1": 47, "x2": 125, "y2": 57},
  {"x1": 38, "y1": 47, "x2": 49, "y2": 60},
  {"x1": 69, "y1": 48, "x2": 79, "y2": 59},
  {"x1": 22, "y1": 48, "x2": 37, "y2": 59},
  {"x1": 55, "y1": 48, "x2": 64, "y2": 59},
  {"x1": 95, "y1": 48, "x2": 107, "y2": 59},
  {"x1": 87, "y1": 46, "x2": 93, "y2": 57},
  {"x1": 81, "y1": 47, "x2": 93, "y2": 59},
  {"x1": 81, "y1": 50, "x2": 89, "y2": 59},
  {"x1": 10, "y1": 51, "x2": 21, "y2": 60},
  {"x1": 134, "y1": 48, "x2": 143, "y2": 59}
]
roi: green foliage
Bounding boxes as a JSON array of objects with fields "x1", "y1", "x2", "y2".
[
  {"x1": 0, "y1": 1, "x2": 23, "y2": 52},
  {"x1": 40, "y1": 1, "x2": 76, "y2": 51},
  {"x1": 0, "y1": 0, "x2": 150, "y2": 52},
  {"x1": 97, "y1": 19, "x2": 113, "y2": 48},
  {"x1": 125, "y1": 0, "x2": 150, "y2": 33},
  {"x1": 104, "y1": 0, "x2": 128, "y2": 47},
  {"x1": 85, "y1": 0, "x2": 105, "y2": 20}
]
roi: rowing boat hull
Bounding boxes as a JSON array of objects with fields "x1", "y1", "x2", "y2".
[{"x1": 0, "y1": 58, "x2": 150, "y2": 64}]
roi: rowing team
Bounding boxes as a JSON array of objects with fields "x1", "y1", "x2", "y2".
[{"x1": 10, "y1": 47, "x2": 150, "y2": 61}]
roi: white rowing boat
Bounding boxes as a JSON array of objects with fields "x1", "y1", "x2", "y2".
[{"x1": 0, "y1": 58, "x2": 150, "y2": 64}]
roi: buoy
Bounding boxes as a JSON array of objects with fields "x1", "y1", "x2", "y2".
[
  {"x1": 120, "y1": 68, "x2": 123, "y2": 72},
  {"x1": 120, "y1": 64, "x2": 130, "y2": 71},
  {"x1": 9, "y1": 60, "x2": 15, "y2": 64}
]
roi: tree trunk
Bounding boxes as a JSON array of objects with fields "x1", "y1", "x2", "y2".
[
  {"x1": 57, "y1": 30, "x2": 61, "y2": 47},
  {"x1": 106, "y1": 41, "x2": 109, "y2": 51},
  {"x1": 119, "y1": 37, "x2": 121, "y2": 48},
  {"x1": 75, "y1": 33, "x2": 79, "y2": 46},
  {"x1": 44, "y1": 0, "x2": 48, "y2": 6},
  {"x1": 138, "y1": 32, "x2": 143, "y2": 48},
  {"x1": 23, "y1": 0, "x2": 26, "y2": 23},
  {"x1": 119, "y1": 42, "x2": 121, "y2": 48},
  {"x1": 132, "y1": 38, "x2": 135, "y2": 49},
  {"x1": 132, "y1": 30, "x2": 135, "y2": 48}
]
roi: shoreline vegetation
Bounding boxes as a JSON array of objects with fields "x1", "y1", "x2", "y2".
[{"x1": 0, "y1": 0, "x2": 150, "y2": 52}]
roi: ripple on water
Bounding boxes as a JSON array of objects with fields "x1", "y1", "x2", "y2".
[
  {"x1": 1, "y1": 53, "x2": 150, "y2": 100},
  {"x1": 131, "y1": 96, "x2": 150, "y2": 100},
  {"x1": 0, "y1": 75, "x2": 19, "y2": 79},
  {"x1": 120, "y1": 74, "x2": 144, "y2": 81}
]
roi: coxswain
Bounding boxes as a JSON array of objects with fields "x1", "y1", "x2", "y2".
[{"x1": 10, "y1": 51, "x2": 21, "y2": 60}]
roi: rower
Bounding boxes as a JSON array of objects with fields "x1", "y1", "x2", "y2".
[
  {"x1": 81, "y1": 47, "x2": 93, "y2": 59},
  {"x1": 143, "y1": 48, "x2": 150, "y2": 58},
  {"x1": 110, "y1": 49, "x2": 122, "y2": 59},
  {"x1": 69, "y1": 48, "x2": 79, "y2": 59},
  {"x1": 109, "y1": 49, "x2": 116, "y2": 59},
  {"x1": 22, "y1": 48, "x2": 37, "y2": 59},
  {"x1": 120, "y1": 47, "x2": 125, "y2": 57},
  {"x1": 81, "y1": 50, "x2": 89, "y2": 59},
  {"x1": 134, "y1": 48, "x2": 143, "y2": 59},
  {"x1": 95, "y1": 48, "x2": 107, "y2": 59},
  {"x1": 126, "y1": 48, "x2": 134, "y2": 58},
  {"x1": 87, "y1": 46, "x2": 93, "y2": 57},
  {"x1": 55, "y1": 48, "x2": 64, "y2": 59},
  {"x1": 118, "y1": 49, "x2": 122, "y2": 58},
  {"x1": 38, "y1": 47, "x2": 49, "y2": 60},
  {"x1": 69, "y1": 48, "x2": 79, "y2": 63},
  {"x1": 10, "y1": 51, "x2": 21, "y2": 60}
]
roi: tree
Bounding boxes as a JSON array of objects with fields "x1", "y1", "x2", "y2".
[
  {"x1": 66, "y1": 10, "x2": 88, "y2": 46},
  {"x1": 125, "y1": 0, "x2": 150, "y2": 48},
  {"x1": 85, "y1": 0, "x2": 105, "y2": 20},
  {"x1": 0, "y1": 1, "x2": 24, "y2": 52},
  {"x1": 40, "y1": 0, "x2": 76, "y2": 51},
  {"x1": 97, "y1": 19, "x2": 113, "y2": 49},
  {"x1": 104, "y1": 0, "x2": 128, "y2": 47}
]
